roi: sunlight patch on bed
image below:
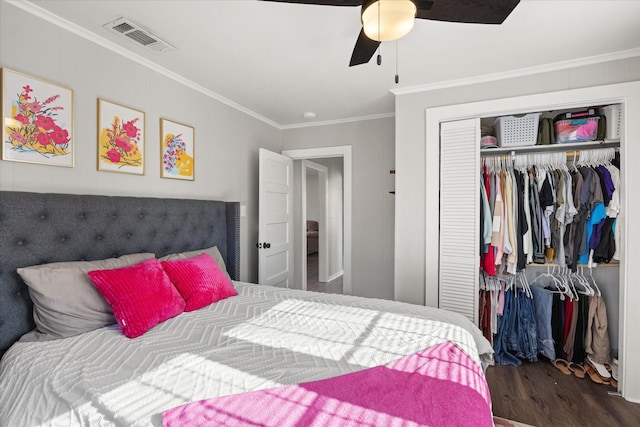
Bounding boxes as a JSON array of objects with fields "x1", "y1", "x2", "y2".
[
  {"x1": 222, "y1": 300, "x2": 476, "y2": 368},
  {"x1": 46, "y1": 353, "x2": 283, "y2": 425}
]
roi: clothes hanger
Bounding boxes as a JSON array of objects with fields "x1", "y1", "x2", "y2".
[
  {"x1": 533, "y1": 264, "x2": 567, "y2": 300},
  {"x1": 588, "y1": 266, "x2": 602, "y2": 297},
  {"x1": 517, "y1": 271, "x2": 533, "y2": 298},
  {"x1": 577, "y1": 265, "x2": 595, "y2": 296}
]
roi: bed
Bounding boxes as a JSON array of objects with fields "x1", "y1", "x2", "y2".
[{"x1": 0, "y1": 191, "x2": 494, "y2": 426}]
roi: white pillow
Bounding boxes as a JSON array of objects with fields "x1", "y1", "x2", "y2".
[{"x1": 17, "y1": 253, "x2": 155, "y2": 339}]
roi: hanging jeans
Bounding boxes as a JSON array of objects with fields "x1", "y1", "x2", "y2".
[
  {"x1": 515, "y1": 291, "x2": 538, "y2": 362},
  {"x1": 493, "y1": 290, "x2": 522, "y2": 366},
  {"x1": 531, "y1": 286, "x2": 555, "y2": 360}
]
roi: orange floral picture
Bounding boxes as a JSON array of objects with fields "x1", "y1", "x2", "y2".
[
  {"x1": 160, "y1": 118, "x2": 194, "y2": 181},
  {"x1": 97, "y1": 98, "x2": 144, "y2": 175},
  {"x1": 1, "y1": 68, "x2": 74, "y2": 167}
]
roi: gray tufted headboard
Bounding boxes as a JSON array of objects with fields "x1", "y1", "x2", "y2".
[{"x1": 0, "y1": 191, "x2": 240, "y2": 354}]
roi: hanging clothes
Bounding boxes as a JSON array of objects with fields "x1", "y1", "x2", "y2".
[
  {"x1": 585, "y1": 295, "x2": 612, "y2": 365},
  {"x1": 531, "y1": 285, "x2": 555, "y2": 360},
  {"x1": 481, "y1": 148, "x2": 619, "y2": 273}
]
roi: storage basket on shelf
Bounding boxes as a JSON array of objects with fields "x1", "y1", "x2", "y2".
[
  {"x1": 599, "y1": 104, "x2": 621, "y2": 140},
  {"x1": 494, "y1": 113, "x2": 541, "y2": 147},
  {"x1": 554, "y1": 110, "x2": 600, "y2": 143}
]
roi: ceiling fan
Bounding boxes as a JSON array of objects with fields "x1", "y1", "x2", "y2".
[{"x1": 262, "y1": 0, "x2": 520, "y2": 66}]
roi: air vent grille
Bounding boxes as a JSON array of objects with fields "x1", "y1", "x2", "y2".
[
  {"x1": 125, "y1": 30, "x2": 157, "y2": 46},
  {"x1": 112, "y1": 22, "x2": 135, "y2": 33},
  {"x1": 103, "y1": 17, "x2": 175, "y2": 52}
]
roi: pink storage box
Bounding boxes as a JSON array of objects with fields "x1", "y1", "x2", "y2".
[{"x1": 554, "y1": 116, "x2": 600, "y2": 143}]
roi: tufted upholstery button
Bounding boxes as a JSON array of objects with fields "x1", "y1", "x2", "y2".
[
  {"x1": 17, "y1": 240, "x2": 24, "y2": 246},
  {"x1": 40, "y1": 214, "x2": 47, "y2": 220},
  {"x1": 17, "y1": 291, "x2": 22, "y2": 297},
  {"x1": 60, "y1": 236, "x2": 66, "y2": 242},
  {"x1": 96, "y1": 235, "x2": 103, "y2": 240},
  {"x1": 138, "y1": 213, "x2": 145, "y2": 219},
  {"x1": 79, "y1": 213, "x2": 86, "y2": 219},
  {"x1": 127, "y1": 233, "x2": 132, "y2": 238},
  {"x1": 111, "y1": 213, "x2": 117, "y2": 219}
]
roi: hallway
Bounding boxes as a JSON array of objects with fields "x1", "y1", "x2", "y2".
[{"x1": 306, "y1": 253, "x2": 343, "y2": 294}]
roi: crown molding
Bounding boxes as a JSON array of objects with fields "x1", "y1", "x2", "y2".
[
  {"x1": 280, "y1": 112, "x2": 395, "y2": 130},
  {"x1": 5, "y1": 0, "x2": 281, "y2": 129},
  {"x1": 391, "y1": 48, "x2": 640, "y2": 96}
]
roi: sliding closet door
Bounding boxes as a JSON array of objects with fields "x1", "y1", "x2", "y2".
[{"x1": 439, "y1": 119, "x2": 480, "y2": 325}]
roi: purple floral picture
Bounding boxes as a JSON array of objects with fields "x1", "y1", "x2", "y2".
[
  {"x1": 1, "y1": 68, "x2": 74, "y2": 167},
  {"x1": 160, "y1": 118, "x2": 194, "y2": 180}
]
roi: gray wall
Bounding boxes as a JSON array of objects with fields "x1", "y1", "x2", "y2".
[
  {"x1": 282, "y1": 118, "x2": 395, "y2": 300},
  {"x1": 306, "y1": 171, "x2": 319, "y2": 221},
  {"x1": 314, "y1": 157, "x2": 344, "y2": 280},
  {"x1": 394, "y1": 57, "x2": 640, "y2": 305},
  {"x1": 0, "y1": 2, "x2": 281, "y2": 283}
]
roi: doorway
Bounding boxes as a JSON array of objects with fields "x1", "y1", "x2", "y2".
[
  {"x1": 303, "y1": 159, "x2": 344, "y2": 294},
  {"x1": 282, "y1": 146, "x2": 352, "y2": 295}
]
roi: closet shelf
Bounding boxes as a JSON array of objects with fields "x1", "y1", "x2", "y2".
[{"x1": 480, "y1": 139, "x2": 620, "y2": 157}]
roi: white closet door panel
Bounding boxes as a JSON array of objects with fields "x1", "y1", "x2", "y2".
[{"x1": 439, "y1": 119, "x2": 480, "y2": 325}]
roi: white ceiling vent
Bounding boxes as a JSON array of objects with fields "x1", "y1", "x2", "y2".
[{"x1": 103, "y1": 17, "x2": 175, "y2": 52}]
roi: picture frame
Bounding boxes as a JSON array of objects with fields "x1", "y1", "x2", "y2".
[
  {"x1": 160, "y1": 118, "x2": 194, "y2": 181},
  {"x1": 97, "y1": 98, "x2": 145, "y2": 175},
  {"x1": 1, "y1": 68, "x2": 74, "y2": 167}
]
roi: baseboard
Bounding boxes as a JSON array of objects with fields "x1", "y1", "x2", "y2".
[{"x1": 327, "y1": 270, "x2": 344, "y2": 282}]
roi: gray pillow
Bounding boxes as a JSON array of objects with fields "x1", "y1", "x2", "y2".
[
  {"x1": 159, "y1": 246, "x2": 231, "y2": 281},
  {"x1": 17, "y1": 253, "x2": 155, "y2": 339}
]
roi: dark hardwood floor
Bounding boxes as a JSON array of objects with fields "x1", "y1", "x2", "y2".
[
  {"x1": 306, "y1": 253, "x2": 343, "y2": 294},
  {"x1": 486, "y1": 360, "x2": 640, "y2": 426}
]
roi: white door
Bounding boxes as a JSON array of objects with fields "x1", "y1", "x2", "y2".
[
  {"x1": 258, "y1": 148, "x2": 294, "y2": 287},
  {"x1": 439, "y1": 119, "x2": 480, "y2": 325}
]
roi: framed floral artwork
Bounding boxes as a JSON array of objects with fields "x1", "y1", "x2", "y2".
[
  {"x1": 160, "y1": 118, "x2": 194, "y2": 180},
  {"x1": 97, "y1": 98, "x2": 144, "y2": 175},
  {"x1": 1, "y1": 68, "x2": 74, "y2": 167}
]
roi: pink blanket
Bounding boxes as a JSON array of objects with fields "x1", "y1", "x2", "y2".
[{"x1": 163, "y1": 342, "x2": 493, "y2": 426}]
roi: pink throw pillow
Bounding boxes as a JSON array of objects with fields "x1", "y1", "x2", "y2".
[
  {"x1": 161, "y1": 253, "x2": 238, "y2": 312},
  {"x1": 88, "y1": 258, "x2": 185, "y2": 338}
]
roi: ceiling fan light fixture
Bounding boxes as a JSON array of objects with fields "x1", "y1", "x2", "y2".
[{"x1": 361, "y1": 0, "x2": 417, "y2": 42}]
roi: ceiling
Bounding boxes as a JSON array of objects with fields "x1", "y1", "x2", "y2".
[{"x1": 11, "y1": 0, "x2": 640, "y2": 128}]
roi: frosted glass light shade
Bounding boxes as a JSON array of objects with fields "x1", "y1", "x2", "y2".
[{"x1": 362, "y1": 0, "x2": 417, "y2": 42}]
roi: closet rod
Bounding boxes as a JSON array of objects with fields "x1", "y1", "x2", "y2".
[
  {"x1": 480, "y1": 141, "x2": 620, "y2": 158},
  {"x1": 562, "y1": 146, "x2": 620, "y2": 158}
]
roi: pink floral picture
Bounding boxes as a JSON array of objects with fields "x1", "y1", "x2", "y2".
[
  {"x1": 1, "y1": 68, "x2": 74, "y2": 167},
  {"x1": 160, "y1": 118, "x2": 194, "y2": 180},
  {"x1": 97, "y1": 99, "x2": 145, "y2": 175}
]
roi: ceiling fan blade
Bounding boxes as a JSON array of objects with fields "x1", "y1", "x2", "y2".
[
  {"x1": 416, "y1": 0, "x2": 519, "y2": 24},
  {"x1": 349, "y1": 28, "x2": 380, "y2": 66},
  {"x1": 260, "y1": 0, "x2": 362, "y2": 6}
]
